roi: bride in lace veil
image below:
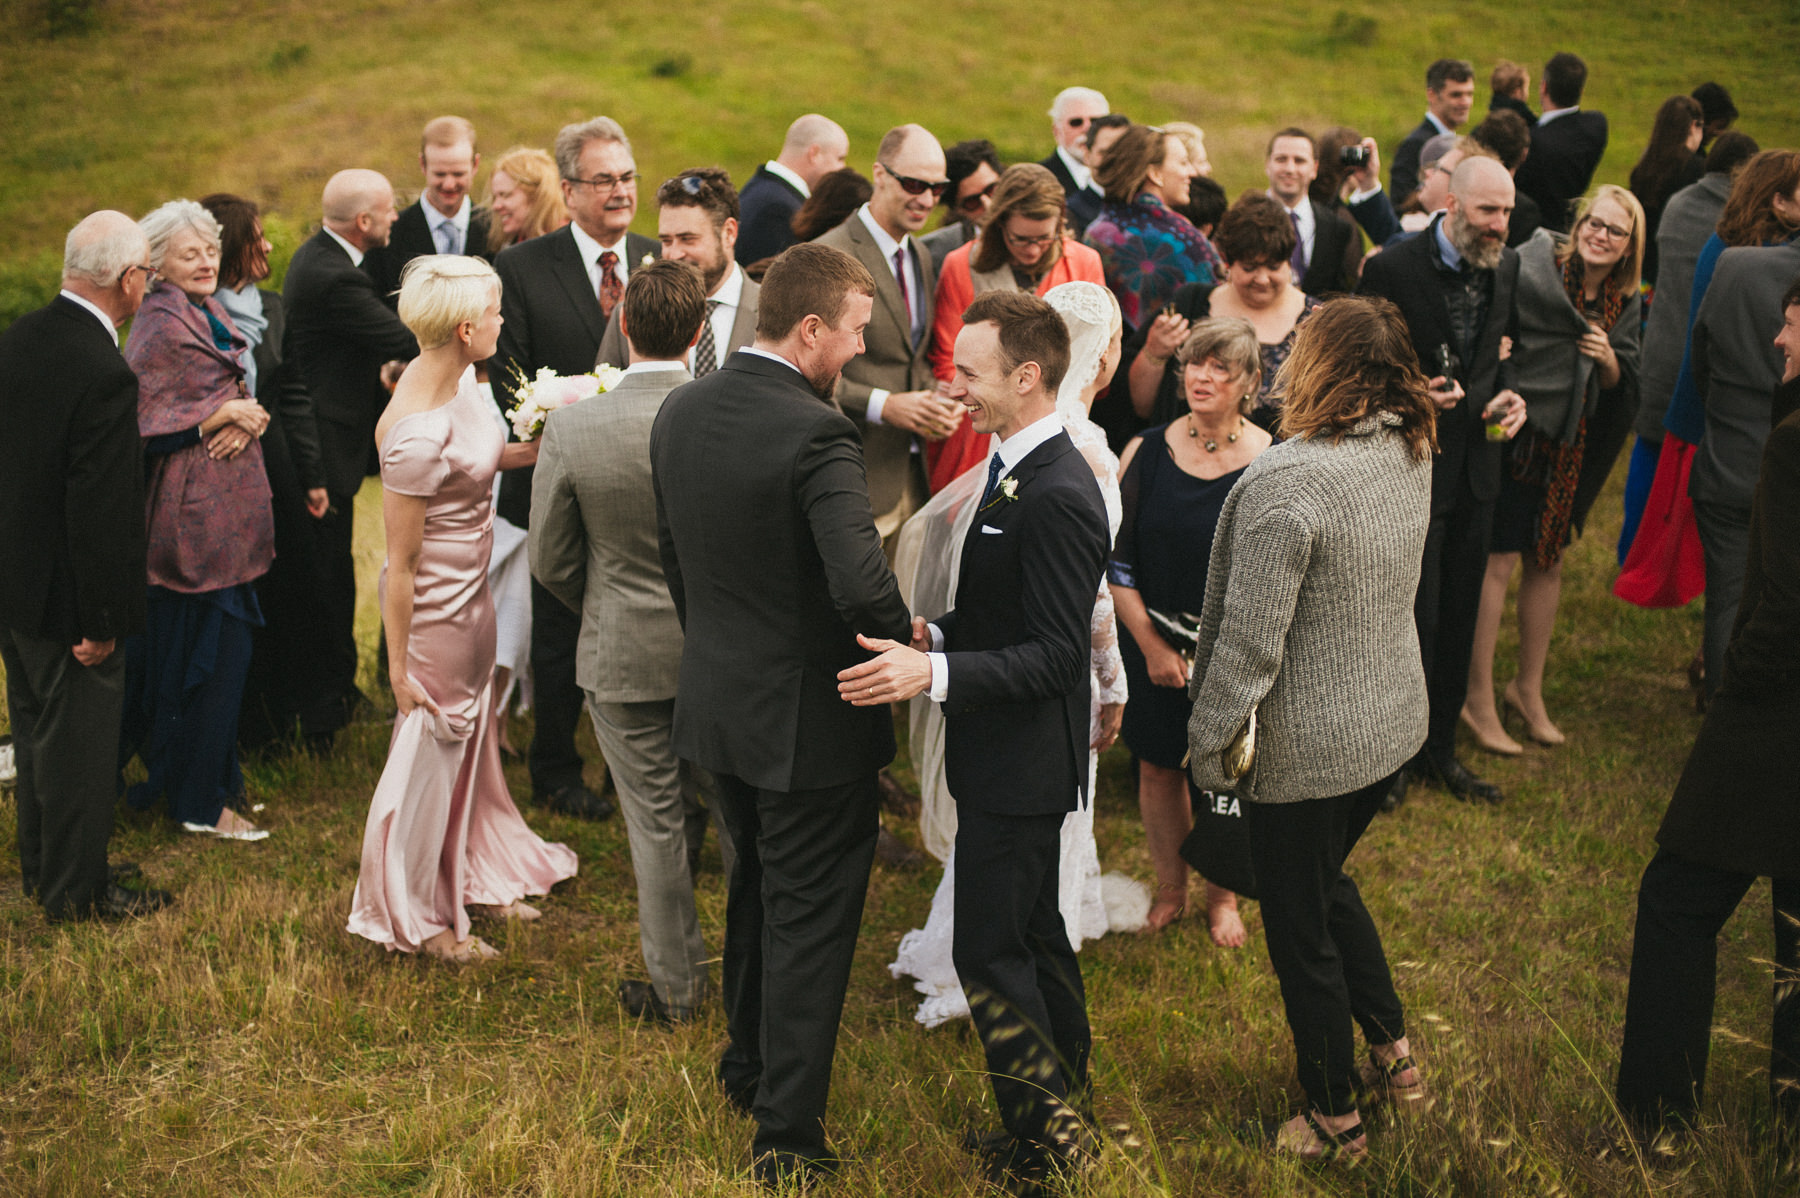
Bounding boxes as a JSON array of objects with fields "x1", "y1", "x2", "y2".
[{"x1": 890, "y1": 281, "x2": 1148, "y2": 1028}]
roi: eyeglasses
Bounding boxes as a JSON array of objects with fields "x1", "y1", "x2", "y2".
[
  {"x1": 1583, "y1": 216, "x2": 1632, "y2": 241},
  {"x1": 957, "y1": 182, "x2": 997, "y2": 215},
  {"x1": 1003, "y1": 228, "x2": 1058, "y2": 249},
  {"x1": 123, "y1": 264, "x2": 155, "y2": 283},
  {"x1": 878, "y1": 164, "x2": 949, "y2": 198},
  {"x1": 565, "y1": 170, "x2": 637, "y2": 192}
]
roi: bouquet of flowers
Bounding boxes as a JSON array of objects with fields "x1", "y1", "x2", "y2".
[{"x1": 506, "y1": 362, "x2": 626, "y2": 441}]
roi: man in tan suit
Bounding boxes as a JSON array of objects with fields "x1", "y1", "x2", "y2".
[
  {"x1": 597, "y1": 168, "x2": 759, "y2": 378},
  {"x1": 531, "y1": 259, "x2": 731, "y2": 1024},
  {"x1": 816, "y1": 124, "x2": 963, "y2": 539}
]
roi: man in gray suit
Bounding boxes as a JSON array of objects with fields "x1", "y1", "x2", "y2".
[
  {"x1": 1688, "y1": 234, "x2": 1800, "y2": 699},
  {"x1": 531, "y1": 259, "x2": 729, "y2": 1024},
  {"x1": 596, "y1": 168, "x2": 759, "y2": 379},
  {"x1": 816, "y1": 124, "x2": 963, "y2": 542}
]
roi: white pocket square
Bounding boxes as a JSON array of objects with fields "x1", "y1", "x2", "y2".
[{"x1": 980, "y1": 524, "x2": 1004, "y2": 535}]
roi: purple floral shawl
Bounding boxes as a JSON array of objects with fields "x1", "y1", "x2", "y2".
[{"x1": 124, "y1": 282, "x2": 274, "y2": 592}]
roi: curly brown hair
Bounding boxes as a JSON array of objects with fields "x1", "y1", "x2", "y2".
[
  {"x1": 1716, "y1": 150, "x2": 1800, "y2": 247},
  {"x1": 1213, "y1": 193, "x2": 1298, "y2": 268},
  {"x1": 1276, "y1": 296, "x2": 1439, "y2": 461}
]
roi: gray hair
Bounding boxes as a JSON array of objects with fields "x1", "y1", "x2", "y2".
[
  {"x1": 1049, "y1": 86, "x2": 1109, "y2": 120},
  {"x1": 1175, "y1": 316, "x2": 1263, "y2": 413},
  {"x1": 62, "y1": 210, "x2": 147, "y2": 287},
  {"x1": 1419, "y1": 132, "x2": 1459, "y2": 174},
  {"x1": 139, "y1": 199, "x2": 221, "y2": 271},
  {"x1": 553, "y1": 116, "x2": 632, "y2": 180}
]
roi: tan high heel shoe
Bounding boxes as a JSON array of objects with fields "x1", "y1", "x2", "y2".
[
  {"x1": 1459, "y1": 704, "x2": 1523, "y2": 756},
  {"x1": 1503, "y1": 683, "x2": 1565, "y2": 746}
]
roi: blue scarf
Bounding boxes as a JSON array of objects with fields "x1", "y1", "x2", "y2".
[{"x1": 214, "y1": 282, "x2": 267, "y2": 398}]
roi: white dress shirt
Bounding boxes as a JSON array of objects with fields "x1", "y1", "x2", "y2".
[
  {"x1": 763, "y1": 159, "x2": 811, "y2": 200},
  {"x1": 741, "y1": 344, "x2": 802, "y2": 373},
  {"x1": 856, "y1": 204, "x2": 922, "y2": 427},
  {"x1": 924, "y1": 409, "x2": 1066, "y2": 701},
  {"x1": 1425, "y1": 110, "x2": 1454, "y2": 137},
  {"x1": 58, "y1": 290, "x2": 118, "y2": 346},
  {"x1": 422, "y1": 195, "x2": 472, "y2": 256},
  {"x1": 1055, "y1": 145, "x2": 1095, "y2": 194},
  {"x1": 1537, "y1": 105, "x2": 1581, "y2": 126},
  {"x1": 619, "y1": 360, "x2": 690, "y2": 380},
  {"x1": 324, "y1": 227, "x2": 364, "y2": 267},
  {"x1": 692, "y1": 263, "x2": 745, "y2": 370},
  {"x1": 570, "y1": 220, "x2": 633, "y2": 298},
  {"x1": 1270, "y1": 190, "x2": 1317, "y2": 270}
]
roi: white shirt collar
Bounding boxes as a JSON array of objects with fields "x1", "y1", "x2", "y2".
[
  {"x1": 569, "y1": 221, "x2": 632, "y2": 292},
  {"x1": 857, "y1": 204, "x2": 911, "y2": 263},
  {"x1": 1425, "y1": 111, "x2": 1454, "y2": 137},
  {"x1": 58, "y1": 290, "x2": 118, "y2": 345},
  {"x1": 1269, "y1": 189, "x2": 1315, "y2": 230},
  {"x1": 711, "y1": 261, "x2": 744, "y2": 309},
  {"x1": 1538, "y1": 105, "x2": 1580, "y2": 125},
  {"x1": 992, "y1": 409, "x2": 1064, "y2": 475},
  {"x1": 620, "y1": 360, "x2": 690, "y2": 378},
  {"x1": 764, "y1": 160, "x2": 811, "y2": 199},
  {"x1": 422, "y1": 194, "x2": 471, "y2": 235},
  {"x1": 742, "y1": 344, "x2": 803, "y2": 374},
  {"x1": 323, "y1": 226, "x2": 364, "y2": 267},
  {"x1": 1055, "y1": 145, "x2": 1093, "y2": 193}
]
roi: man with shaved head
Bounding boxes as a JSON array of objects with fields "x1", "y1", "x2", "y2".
[
  {"x1": 735, "y1": 113, "x2": 850, "y2": 265},
  {"x1": 1360, "y1": 154, "x2": 1527, "y2": 808},
  {"x1": 283, "y1": 169, "x2": 419, "y2": 750},
  {"x1": 1, "y1": 211, "x2": 172, "y2": 920},
  {"x1": 816, "y1": 123, "x2": 962, "y2": 543}
]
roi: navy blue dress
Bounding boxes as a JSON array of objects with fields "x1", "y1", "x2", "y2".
[{"x1": 1109, "y1": 426, "x2": 1245, "y2": 769}]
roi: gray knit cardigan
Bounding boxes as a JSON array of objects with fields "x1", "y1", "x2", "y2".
[{"x1": 1187, "y1": 413, "x2": 1431, "y2": 803}]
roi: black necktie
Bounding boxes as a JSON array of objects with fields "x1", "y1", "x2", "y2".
[{"x1": 980, "y1": 453, "x2": 1005, "y2": 505}]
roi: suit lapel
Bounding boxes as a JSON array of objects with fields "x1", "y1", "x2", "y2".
[
  {"x1": 728, "y1": 278, "x2": 760, "y2": 354},
  {"x1": 548, "y1": 226, "x2": 605, "y2": 342},
  {"x1": 843, "y1": 217, "x2": 911, "y2": 342}
]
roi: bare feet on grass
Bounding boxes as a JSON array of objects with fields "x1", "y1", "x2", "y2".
[
  {"x1": 1146, "y1": 882, "x2": 1186, "y2": 932},
  {"x1": 1205, "y1": 882, "x2": 1246, "y2": 947},
  {"x1": 421, "y1": 929, "x2": 500, "y2": 963}
]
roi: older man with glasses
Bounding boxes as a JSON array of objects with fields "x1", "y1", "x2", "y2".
[
  {"x1": 1041, "y1": 86, "x2": 1111, "y2": 235},
  {"x1": 489, "y1": 115, "x2": 661, "y2": 823}
]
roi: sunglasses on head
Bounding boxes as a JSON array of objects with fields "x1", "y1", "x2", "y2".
[
  {"x1": 879, "y1": 163, "x2": 949, "y2": 197},
  {"x1": 957, "y1": 182, "x2": 998, "y2": 214}
]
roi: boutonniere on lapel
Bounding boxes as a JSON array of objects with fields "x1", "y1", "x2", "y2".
[
  {"x1": 980, "y1": 476, "x2": 1021, "y2": 513},
  {"x1": 640, "y1": 254, "x2": 656, "y2": 268}
]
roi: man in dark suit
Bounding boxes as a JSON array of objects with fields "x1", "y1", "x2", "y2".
[
  {"x1": 1360, "y1": 157, "x2": 1526, "y2": 808},
  {"x1": 1515, "y1": 52, "x2": 1608, "y2": 233},
  {"x1": 1039, "y1": 86, "x2": 1110, "y2": 236},
  {"x1": 1265, "y1": 127, "x2": 1362, "y2": 295},
  {"x1": 734, "y1": 113, "x2": 848, "y2": 267},
  {"x1": 0, "y1": 211, "x2": 170, "y2": 922},
  {"x1": 651, "y1": 243, "x2": 910, "y2": 1188},
  {"x1": 363, "y1": 115, "x2": 494, "y2": 303},
  {"x1": 816, "y1": 124, "x2": 962, "y2": 543},
  {"x1": 841, "y1": 290, "x2": 1110, "y2": 1187},
  {"x1": 1391, "y1": 58, "x2": 1475, "y2": 200},
  {"x1": 282, "y1": 170, "x2": 419, "y2": 745},
  {"x1": 1615, "y1": 278, "x2": 1800, "y2": 1135},
  {"x1": 596, "y1": 168, "x2": 760, "y2": 377},
  {"x1": 490, "y1": 115, "x2": 659, "y2": 820}
]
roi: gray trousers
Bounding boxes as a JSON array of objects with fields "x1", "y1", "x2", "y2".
[
  {"x1": 586, "y1": 695, "x2": 733, "y2": 1015},
  {"x1": 2, "y1": 624, "x2": 124, "y2": 920},
  {"x1": 1692, "y1": 499, "x2": 1751, "y2": 699}
]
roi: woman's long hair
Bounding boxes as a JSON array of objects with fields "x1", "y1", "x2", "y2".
[
  {"x1": 1629, "y1": 96, "x2": 1703, "y2": 213},
  {"x1": 1276, "y1": 296, "x2": 1438, "y2": 462},
  {"x1": 1558, "y1": 184, "x2": 1647, "y2": 293},
  {"x1": 1716, "y1": 150, "x2": 1800, "y2": 247},
  {"x1": 970, "y1": 164, "x2": 1066, "y2": 276},
  {"x1": 1092, "y1": 125, "x2": 1172, "y2": 206},
  {"x1": 790, "y1": 168, "x2": 872, "y2": 242},
  {"x1": 483, "y1": 146, "x2": 568, "y2": 250}
]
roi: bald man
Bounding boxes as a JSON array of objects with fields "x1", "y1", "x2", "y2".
[
  {"x1": 282, "y1": 169, "x2": 418, "y2": 749},
  {"x1": 2, "y1": 211, "x2": 171, "y2": 920},
  {"x1": 735, "y1": 113, "x2": 849, "y2": 266},
  {"x1": 1360, "y1": 155, "x2": 1527, "y2": 808}
]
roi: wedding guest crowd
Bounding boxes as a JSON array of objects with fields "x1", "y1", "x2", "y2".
[{"x1": 6, "y1": 54, "x2": 1799, "y2": 1189}]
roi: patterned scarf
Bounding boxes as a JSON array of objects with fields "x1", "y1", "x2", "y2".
[{"x1": 1524, "y1": 255, "x2": 1625, "y2": 570}]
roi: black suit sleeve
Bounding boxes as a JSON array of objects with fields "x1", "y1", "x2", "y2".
[
  {"x1": 489, "y1": 250, "x2": 532, "y2": 424},
  {"x1": 794, "y1": 414, "x2": 910, "y2": 640},
  {"x1": 1347, "y1": 190, "x2": 1401, "y2": 248},
  {"x1": 326, "y1": 268, "x2": 418, "y2": 362},
  {"x1": 1723, "y1": 420, "x2": 1800, "y2": 695},
  {"x1": 942, "y1": 484, "x2": 1108, "y2": 710},
  {"x1": 66, "y1": 367, "x2": 144, "y2": 643}
]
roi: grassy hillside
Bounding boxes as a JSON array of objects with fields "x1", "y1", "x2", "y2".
[{"x1": 2, "y1": 0, "x2": 1798, "y2": 324}]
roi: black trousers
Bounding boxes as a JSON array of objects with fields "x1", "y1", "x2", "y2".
[
  {"x1": 1616, "y1": 850, "x2": 1800, "y2": 1128},
  {"x1": 526, "y1": 578, "x2": 586, "y2": 797},
  {"x1": 713, "y1": 770, "x2": 879, "y2": 1165},
  {"x1": 1416, "y1": 490, "x2": 1494, "y2": 761},
  {"x1": 316, "y1": 489, "x2": 361, "y2": 724},
  {"x1": 2, "y1": 624, "x2": 123, "y2": 921},
  {"x1": 952, "y1": 807, "x2": 1091, "y2": 1146},
  {"x1": 1244, "y1": 775, "x2": 1406, "y2": 1115}
]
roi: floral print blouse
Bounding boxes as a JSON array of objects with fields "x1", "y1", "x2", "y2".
[{"x1": 1082, "y1": 193, "x2": 1224, "y2": 332}]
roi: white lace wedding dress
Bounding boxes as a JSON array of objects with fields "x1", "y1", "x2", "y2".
[{"x1": 889, "y1": 282, "x2": 1149, "y2": 1028}]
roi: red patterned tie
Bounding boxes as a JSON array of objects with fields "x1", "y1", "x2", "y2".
[{"x1": 598, "y1": 251, "x2": 623, "y2": 319}]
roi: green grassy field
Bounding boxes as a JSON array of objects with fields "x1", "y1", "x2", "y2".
[{"x1": 5, "y1": 1, "x2": 1800, "y2": 1194}]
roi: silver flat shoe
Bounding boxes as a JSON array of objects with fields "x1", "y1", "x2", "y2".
[{"x1": 181, "y1": 821, "x2": 270, "y2": 842}]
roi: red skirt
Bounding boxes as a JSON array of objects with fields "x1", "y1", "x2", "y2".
[{"x1": 1613, "y1": 434, "x2": 1705, "y2": 608}]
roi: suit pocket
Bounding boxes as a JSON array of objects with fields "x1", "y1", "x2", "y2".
[{"x1": 980, "y1": 524, "x2": 1003, "y2": 535}]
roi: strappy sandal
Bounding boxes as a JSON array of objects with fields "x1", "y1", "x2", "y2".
[
  {"x1": 1356, "y1": 1050, "x2": 1428, "y2": 1111},
  {"x1": 1271, "y1": 1111, "x2": 1368, "y2": 1164},
  {"x1": 1145, "y1": 882, "x2": 1186, "y2": 932}
]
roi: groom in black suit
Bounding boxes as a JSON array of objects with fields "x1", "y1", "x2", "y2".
[
  {"x1": 842, "y1": 291, "x2": 1111, "y2": 1184},
  {"x1": 652, "y1": 243, "x2": 910, "y2": 1189}
]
